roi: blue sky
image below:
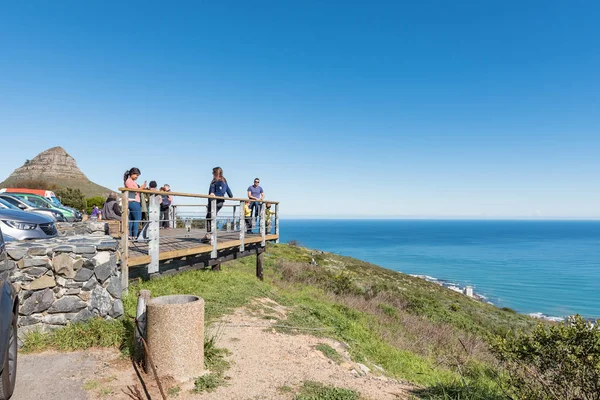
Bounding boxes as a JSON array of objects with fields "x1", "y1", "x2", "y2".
[{"x1": 1, "y1": 1, "x2": 599, "y2": 218}]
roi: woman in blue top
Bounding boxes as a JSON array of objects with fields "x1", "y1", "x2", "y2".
[{"x1": 204, "y1": 167, "x2": 233, "y2": 241}]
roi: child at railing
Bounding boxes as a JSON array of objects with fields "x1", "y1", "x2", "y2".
[
  {"x1": 265, "y1": 203, "x2": 273, "y2": 234},
  {"x1": 244, "y1": 201, "x2": 253, "y2": 234}
]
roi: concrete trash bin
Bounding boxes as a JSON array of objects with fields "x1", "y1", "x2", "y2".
[{"x1": 147, "y1": 295, "x2": 205, "y2": 382}]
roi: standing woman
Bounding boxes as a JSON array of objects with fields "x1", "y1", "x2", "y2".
[
  {"x1": 124, "y1": 167, "x2": 147, "y2": 239},
  {"x1": 204, "y1": 167, "x2": 233, "y2": 242}
]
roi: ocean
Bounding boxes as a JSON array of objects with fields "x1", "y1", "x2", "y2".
[{"x1": 279, "y1": 220, "x2": 600, "y2": 320}]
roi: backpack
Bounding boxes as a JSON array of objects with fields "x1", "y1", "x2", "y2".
[{"x1": 161, "y1": 194, "x2": 171, "y2": 209}]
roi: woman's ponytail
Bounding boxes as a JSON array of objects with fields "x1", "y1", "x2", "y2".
[{"x1": 124, "y1": 167, "x2": 142, "y2": 185}]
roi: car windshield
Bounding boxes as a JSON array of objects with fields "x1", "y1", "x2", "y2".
[
  {"x1": 18, "y1": 195, "x2": 53, "y2": 208},
  {"x1": 1, "y1": 196, "x2": 35, "y2": 208},
  {"x1": 50, "y1": 196, "x2": 62, "y2": 206},
  {"x1": 0, "y1": 198, "x2": 20, "y2": 210}
]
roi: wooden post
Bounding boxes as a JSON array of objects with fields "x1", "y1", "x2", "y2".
[
  {"x1": 256, "y1": 250, "x2": 264, "y2": 281},
  {"x1": 274, "y1": 203, "x2": 280, "y2": 244},
  {"x1": 135, "y1": 289, "x2": 151, "y2": 365},
  {"x1": 239, "y1": 200, "x2": 245, "y2": 251},
  {"x1": 211, "y1": 198, "x2": 217, "y2": 258},
  {"x1": 120, "y1": 191, "x2": 130, "y2": 294},
  {"x1": 260, "y1": 202, "x2": 266, "y2": 247}
]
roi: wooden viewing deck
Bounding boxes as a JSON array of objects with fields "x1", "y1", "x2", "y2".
[
  {"x1": 119, "y1": 188, "x2": 280, "y2": 291},
  {"x1": 127, "y1": 229, "x2": 279, "y2": 266}
]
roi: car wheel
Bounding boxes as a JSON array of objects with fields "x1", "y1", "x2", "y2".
[{"x1": 0, "y1": 310, "x2": 17, "y2": 400}]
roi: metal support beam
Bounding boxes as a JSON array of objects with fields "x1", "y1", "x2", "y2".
[
  {"x1": 260, "y1": 202, "x2": 266, "y2": 247},
  {"x1": 239, "y1": 201, "x2": 245, "y2": 251},
  {"x1": 148, "y1": 194, "x2": 161, "y2": 274},
  {"x1": 274, "y1": 203, "x2": 280, "y2": 244},
  {"x1": 170, "y1": 205, "x2": 176, "y2": 229},
  {"x1": 120, "y1": 191, "x2": 129, "y2": 294},
  {"x1": 211, "y1": 197, "x2": 217, "y2": 258},
  {"x1": 232, "y1": 206, "x2": 237, "y2": 231}
]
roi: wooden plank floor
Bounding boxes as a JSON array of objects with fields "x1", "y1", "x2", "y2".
[{"x1": 127, "y1": 228, "x2": 278, "y2": 267}]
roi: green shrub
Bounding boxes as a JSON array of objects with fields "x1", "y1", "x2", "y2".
[
  {"x1": 328, "y1": 272, "x2": 358, "y2": 296},
  {"x1": 55, "y1": 187, "x2": 86, "y2": 210},
  {"x1": 491, "y1": 315, "x2": 600, "y2": 400},
  {"x1": 193, "y1": 373, "x2": 223, "y2": 393},
  {"x1": 86, "y1": 196, "x2": 106, "y2": 214}
]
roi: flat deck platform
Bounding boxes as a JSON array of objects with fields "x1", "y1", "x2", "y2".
[{"x1": 127, "y1": 228, "x2": 278, "y2": 267}]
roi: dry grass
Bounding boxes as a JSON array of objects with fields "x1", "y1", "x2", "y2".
[{"x1": 276, "y1": 261, "x2": 496, "y2": 371}]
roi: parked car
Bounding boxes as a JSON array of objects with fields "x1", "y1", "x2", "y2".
[
  {"x1": 0, "y1": 196, "x2": 66, "y2": 223},
  {"x1": 0, "y1": 189, "x2": 82, "y2": 221},
  {"x1": 0, "y1": 228, "x2": 18, "y2": 399},
  {"x1": 0, "y1": 209, "x2": 57, "y2": 240},
  {"x1": 2, "y1": 194, "x2": 76, "y2": 222}
]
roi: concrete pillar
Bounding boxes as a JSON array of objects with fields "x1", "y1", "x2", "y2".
[
  {"x1": 465, "y1": 286, "x2": 474, "y2": 298},
  {"x1": 146, "y1": 295, "x2": 205, "y2": 382}
]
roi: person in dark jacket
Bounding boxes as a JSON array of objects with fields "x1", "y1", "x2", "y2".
[
  {"x1": 101, "y1": 192, "x2": 122, "y2": 221},
  {"x1": 204, "y1": 167, "x2": 233, "y2": 242}
]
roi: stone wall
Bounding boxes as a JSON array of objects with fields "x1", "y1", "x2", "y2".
[
  {"x1": 57, "y1": 221, "x2": 109, "y2": 237},
  {"x1": 1, "y1": 235, "x2": 123, "y2": 342}
]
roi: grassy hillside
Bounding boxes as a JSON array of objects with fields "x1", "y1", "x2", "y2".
[{"x1": 23, "y1": 244, "x2": 541, "y2": 399}]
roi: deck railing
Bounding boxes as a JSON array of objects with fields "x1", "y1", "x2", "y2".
[{"x1": 118, "y1": 187, "x2": 280, "y2": 292}]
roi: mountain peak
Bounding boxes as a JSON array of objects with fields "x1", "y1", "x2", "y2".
[
  {"x1": 43, "y1": 146, "x2": 69, "y2": 155},
  {"x1": 0, "y1": 147, "x2": 112, "y2": 197}
]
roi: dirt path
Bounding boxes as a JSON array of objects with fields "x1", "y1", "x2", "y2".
[{"x1": 14, "y1": 299, "x2": 414, "y2": 399}]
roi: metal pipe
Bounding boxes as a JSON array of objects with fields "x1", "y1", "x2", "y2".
[
  {"x1": 239, "y1": 200, "x2": 245, "y2": 251},
  {"x1": 211, "y1": 198, "x2": 217, "y2": 258}
]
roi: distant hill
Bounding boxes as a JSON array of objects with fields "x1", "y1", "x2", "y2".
[{"x1": 0, "y1": 146, "x2": 112, "y2": 198}]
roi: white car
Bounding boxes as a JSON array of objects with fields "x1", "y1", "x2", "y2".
[{"x1": 0, "y1": 209, "x2": 57, "y2": 240}]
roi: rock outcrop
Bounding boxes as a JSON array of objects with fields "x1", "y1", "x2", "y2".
[{"x1": 9, "y1": 146, "x2": 88, "y2": 182}]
